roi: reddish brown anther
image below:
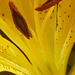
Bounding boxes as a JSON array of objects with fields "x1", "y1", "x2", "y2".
[
  {"x1": 9, "y1": 1, "x2": 32, "y2": 39},
  {"x1": 35, "y1": 0, "x2": 62, "y2": 11}
]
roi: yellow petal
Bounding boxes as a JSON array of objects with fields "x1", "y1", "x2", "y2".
[
  {"x1": 54, "y1": 0, "x2": 75, "y2": 67},
  {"x1": 57, "y1": 17, "x2": 75, "y2": 75},
  {"x1": 0, "y1": 55, "x2": 31, "y2": 75},
  {"x1": 34, "y1": 0, "x2": 54, "y2": 34},
  {"x1": 0, "y1": 0, "x2": 14, "y2": 27}
]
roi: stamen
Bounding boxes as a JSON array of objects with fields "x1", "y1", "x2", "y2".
[
  {"x1": 9, "y1": 1, "x2": 32, "y2": 39},
  {"x1": 35, "y1": 0, "x2": 62, "y2": 11}
]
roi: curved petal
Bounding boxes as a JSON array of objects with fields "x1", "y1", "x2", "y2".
[
  {"x1": 0, "y1": 56, "x2": 31, "y2": 75},
  {"x1": 0, "y1": 35, "x2": 39, "y2": 75},
  {"x1": 54, "y1": 0, "x2": 75, "y2": 66}
]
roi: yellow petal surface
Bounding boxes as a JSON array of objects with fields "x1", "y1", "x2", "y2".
[{"x1": 54, "y1": 0, "x2": 75, "y2": 67}]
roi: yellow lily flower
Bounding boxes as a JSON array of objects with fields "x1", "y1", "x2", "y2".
[{"x1": 0, "y1": 0, "x2": 75, "y2": 75}]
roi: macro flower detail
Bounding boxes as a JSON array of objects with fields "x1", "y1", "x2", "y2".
[
  {"x1": 0, "y1": 0, "x2": 75, "y2": 75},
  {"x1": 35, "y1": 0, "x2": 62, "y2": 11},
  {"x1": 9, "y1": 1, "x2": 32, "y2": 39}
]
